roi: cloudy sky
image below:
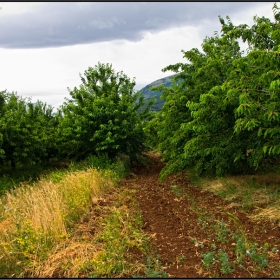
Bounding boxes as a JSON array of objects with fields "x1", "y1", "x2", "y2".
[{"x1": 0, "y1": 2, "x2": 275, "y2": 109}]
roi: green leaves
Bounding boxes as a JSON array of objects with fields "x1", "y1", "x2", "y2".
[
  {"x1": 146, "y1": 4, "x2": 280, "y2": 179},
  {"x1": 0, "y1": 91, "x2": 58, "y2": 169},
  {"x1": 58, "y1": 62, "x2": 148, "y2": 162}
]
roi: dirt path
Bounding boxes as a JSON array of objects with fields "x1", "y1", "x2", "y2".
[{"x1": 124, "y1": 152, "x2": 280, "y2": 278}]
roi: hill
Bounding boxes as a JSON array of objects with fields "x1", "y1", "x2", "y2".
[{"x1": 138, "y1": 74, "x2": 175, "y2": 111}]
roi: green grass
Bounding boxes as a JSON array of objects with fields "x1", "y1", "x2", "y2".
[
  {"x1": 0, "y1": 162, "x2": 55, "y2": 195},
  {"x1": 34, "y1": 183, "x2": 168, "y2": 278},
  {"x1": 195, "y1": 213, "x2": 274, "y2": 276},
  {"x1": 0, "y1": 154, "x2": 128, "y2": 277}
]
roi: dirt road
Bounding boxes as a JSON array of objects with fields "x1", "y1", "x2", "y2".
[{"x1": 125, "y1": 152, "x2": 280, "y2": 278}]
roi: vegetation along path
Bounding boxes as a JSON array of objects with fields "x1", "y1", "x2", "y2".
[{"x1": 124, "y1": 152, "x2": 280, "y2": 278}]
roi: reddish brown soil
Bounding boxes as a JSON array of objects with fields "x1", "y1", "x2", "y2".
[{"x1": 125, "y1": 152, "x2": 280, "y2": 278}]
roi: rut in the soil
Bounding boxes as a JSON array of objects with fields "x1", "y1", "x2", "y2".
[{"x1": 125, "y1": 152, "x2": 280, "y2": 278}]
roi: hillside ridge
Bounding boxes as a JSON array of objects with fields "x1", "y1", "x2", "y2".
[{"x1": 138, "y1": 74, "x2": 175, "y2": 111}]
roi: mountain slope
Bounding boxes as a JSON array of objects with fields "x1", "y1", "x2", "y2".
[{"x1": 138, "y1": 75, "x2": 175, "y2": 111}]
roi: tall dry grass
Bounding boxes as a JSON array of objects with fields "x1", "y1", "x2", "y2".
[
  {"x1": 0, "y1": 168, "x2": 115, "y2": 277},
  {"x1": 194, "y1": 173, "x2": 280, "y2": 223}
]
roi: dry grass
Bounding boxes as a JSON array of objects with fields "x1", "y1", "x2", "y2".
[
  {"x1": 33, "y1": 241, "x2": 102, "y2": 278},
  {"x1": 24, "y1": 181, "x2": 154, "y2": 278},
  {"x1": 2, "y1": 180, "x2": 67, "y2": 239},
  {"x1": 197, "y1": 173, "x2": 280, "y2": 223},
  {"x1": 0, "y1": 168, "x2": 115, "y2": 277},
  {"x1": 250, "y1": 205, "x2": 280, "y2": 223}
]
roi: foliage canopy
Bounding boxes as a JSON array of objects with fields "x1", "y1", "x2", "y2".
[
  {"x1": 58, "y1": 62, "x2": 151, "y2": 162},
  {"x1": 0, "y1": 91, "x2": 58, "y2": 169},
  {"x1": 146, "y1": 3, "x2": 280, "y2": 180}
]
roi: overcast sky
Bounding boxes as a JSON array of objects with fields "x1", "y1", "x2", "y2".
[{"x1": 0, "y1": 2, "x2": 275, "y2": 109}]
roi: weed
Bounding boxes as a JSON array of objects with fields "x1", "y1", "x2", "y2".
[
  {"x1": 189, "y1": 197, "x2": 196, "y2": 211},
  {"x1": 87, "y1": 153, "x2": 130, "y2": 179},
  {"x1": 215, "y1": 219, "x2": 231, "y2": 243},
  {"x1": 90, "y1": 210, "x2": 131, "y2": 277},
  {"x1": 193, "y1": 170, "x2": 280, "y2": 221},
  {"x1": 218, "y1": 181, "x2": 238, "y2": 200},
  {"x1": 197, "y1": 215, "x2": 213, "y2": 229},
  {"x1": 202, "y1": 248, "x2": 235, "y2": 275},
  {"x1": 0, "y1": 163, "x2": 50, "y2": 195},
  {"x1": 232, "y1": 233, "x2": 269, "y2": 270},
  {"x1": 246, "y1": 243, "x2": 268, "y2": 268},
  {"x1": 198, "y1": 217, "x2": 207, "y2": 229},
  {"x1": 191, "y1": 237, "x2": 205, "y2": 248},
  {"x1": 272, "y1": 247, "x2": 279, "y2": 253},
  {"x1": 233, "y1": 234, "x2": 247, "y2": 263},
  {"x1": 201, "y1": 251, "x2": 215, "y2": 269},
  {"x1": 272, "y1": 266, "x2": 280, "y2": 278},
  {"x1": 0, "y1": 167, "x2": 116, "y2": 277},
  {"x1": 171, "y1": 185, "x2": 184, "y2": 197},
  {"x1": 87, "y1": 154, "x2": 112, "y2": 170},
  {"x1": 177, "y1": 254, "x2": 186, "y2": 264},
  {"x1": 144, "y1": 255, "x2": 168, "y2": 278},
  {"x1": 210, "y1": 243, "x2": 217, "y2": 250},
  {"x1": 87, "y1": 187, "x2": 166, "y2": 278},
  {"x1": 218, "y1": 249, "x2": 234, "y2": 274}
]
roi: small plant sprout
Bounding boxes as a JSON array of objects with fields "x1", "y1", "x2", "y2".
[
  {"x1": 202, "y1": 251, "x2": 216, "y2": 269},
  {"x1": 177, "y1": 254, "x2": 186, "y2": 264},
  {"x1": 218, "y1": 249, "x2": 234, "y2": 274},
  {"x1": 272, "y1": 247, "x2": 279, "y2": 253}
]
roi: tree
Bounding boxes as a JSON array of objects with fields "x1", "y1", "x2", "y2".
[
  {"x1": 148, "y1": 19, "x2": 243, "y2": 179},
  {"x1": 58, "y1": 62, "x2": 150, "y2": 162},
  {"x1": 147, "y1": 3, "x2": 280, "y2": 179},
  {"x1": 0, "y1": 91, "x2": 58, "y2": 169},
  {"x1": 221, "y1": 3, "x2": 280, "y2": 169}
]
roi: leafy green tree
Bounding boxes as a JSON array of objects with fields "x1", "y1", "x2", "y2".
[
  {"x1": 0, "y1": 91, "x2": 58, "y2": 169},
  {"x1": 23, "y1": 99, "x2": 60, "y2": 163},
  {"x1": 149, "y1": 20, "x2": 243, "y2": 179},
  {"x1": 1, "y1": 91, "x2": 31, "y2": 169},
  {"x1": 58, "y1": 62, "x2": 151, "y2": 162},
  {"x1": 221, "y1": 3, "x2": 280, "y2": 169},
  {"x1": 148, "y1": 3, "x2": 280, "y2": 179}
]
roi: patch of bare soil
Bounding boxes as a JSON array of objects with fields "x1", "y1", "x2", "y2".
[{"x1": 124, "y1": 152, "x2": 280, "y2": 278}]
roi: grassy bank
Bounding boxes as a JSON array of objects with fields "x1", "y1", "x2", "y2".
[
  {"x1": 188, "y1": 168, "x2": 280, "y2": 225},
  {"x1": 0, "y1": 166, "x2": 116, "y2": 277},
  {"x1": 0, "y1": 153, "x2": 130, "y2": 277}
]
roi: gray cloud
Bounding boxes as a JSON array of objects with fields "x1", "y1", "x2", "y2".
[{"x1": 0, "y1": 2, "x2": 273, "y2": 49}]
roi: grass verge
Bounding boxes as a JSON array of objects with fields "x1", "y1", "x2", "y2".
[
  {"x1": 25, "y1": 179, "x2": 167, "y2": 277},
  {"x1": 0, "y1": 166, "x2": 115, "y2": 277},
  {"x1": 188, "y1": 169, "x2": 280, "y2": 224}
]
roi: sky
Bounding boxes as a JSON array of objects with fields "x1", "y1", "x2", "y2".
[{"x1": 0, "y1": 2, "x2": 275, "y2": 109}]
